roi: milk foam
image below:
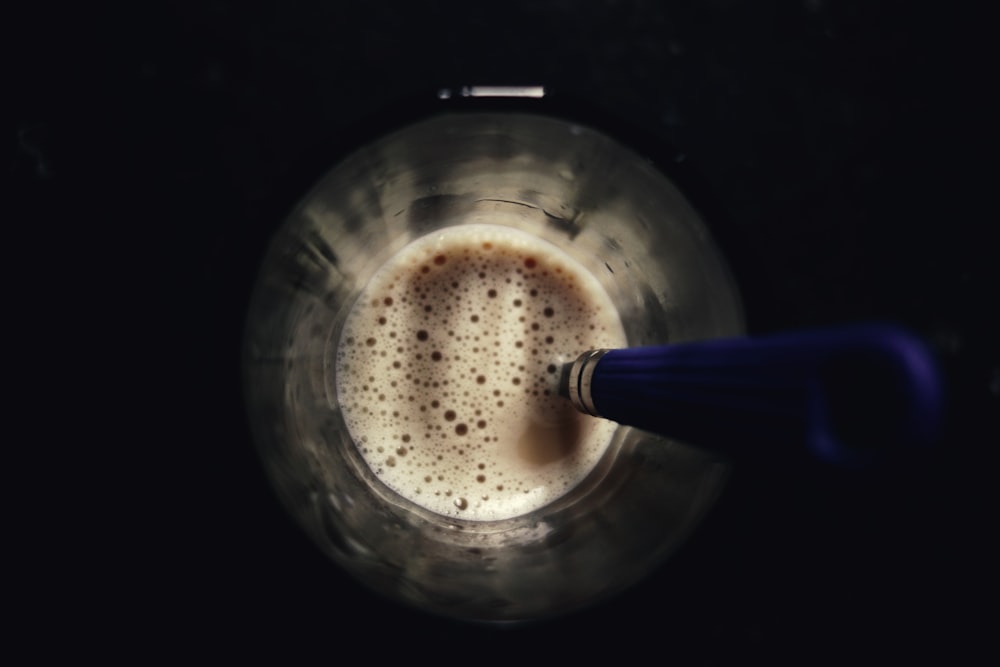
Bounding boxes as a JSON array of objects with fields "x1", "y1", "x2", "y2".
[{"x1": 334, "y1": 225, "x2": 627, "y2": 520}]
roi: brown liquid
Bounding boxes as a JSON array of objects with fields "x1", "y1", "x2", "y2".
[
  {"x1": 334, "y1": 225, "x2": 626, "y2": 520},
  {"x1": 517, "y1": 404, "x2": 585, "y2": 465}
]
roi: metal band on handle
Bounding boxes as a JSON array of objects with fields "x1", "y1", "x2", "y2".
[{"x1": 567, "y1": 348, "x2": 611, "y2": 417}]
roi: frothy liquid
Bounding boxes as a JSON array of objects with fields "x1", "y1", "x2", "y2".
[{"x1": 335, "y1": 225, "x2": 627, "y2": 520}]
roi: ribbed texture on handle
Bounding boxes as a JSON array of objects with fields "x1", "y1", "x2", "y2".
[{"x1": 584, "y1": 323, "x2": 943, "y2": 466}]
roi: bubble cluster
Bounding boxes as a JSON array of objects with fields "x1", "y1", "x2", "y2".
[{"x1": 335, "y1": 225, "x2": 627, "y2": 520}]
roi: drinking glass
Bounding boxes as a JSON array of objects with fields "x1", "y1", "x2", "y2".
[{"x1": 243, "y1": 111, "x2": 744, "y2": 622}]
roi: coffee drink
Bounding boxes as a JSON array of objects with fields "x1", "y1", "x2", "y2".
[{"x1": 335, "y1": 224, "x2": 626, "y2": 520}]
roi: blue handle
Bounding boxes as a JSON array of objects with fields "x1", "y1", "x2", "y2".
[{"x1": 566, "y1": 323, "x2": 944, "y2": 466}]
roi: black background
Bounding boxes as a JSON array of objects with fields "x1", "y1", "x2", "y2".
[{"x1": 9, "y1": 0, "x2": 995, "y2": 662}]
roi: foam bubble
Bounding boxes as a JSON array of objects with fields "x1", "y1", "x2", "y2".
[{"x1": 334, "y1": 225, "x2": 626, "y2": 520}]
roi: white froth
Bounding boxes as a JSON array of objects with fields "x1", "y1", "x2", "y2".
[{"x1": 334, "y1": 224, "x2": 627, "y2": 521}]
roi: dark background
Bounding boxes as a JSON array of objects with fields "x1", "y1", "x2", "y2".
[{"x1": 9, "y1": 0, "x2": 995, "y2": 661}]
